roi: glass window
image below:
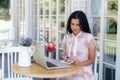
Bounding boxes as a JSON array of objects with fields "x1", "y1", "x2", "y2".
[
  {"x1": 59, "y1": 16, "x2": 65, "y2": 31},
  {"x1": 0, "y1": 0, "x2": 12, "y2": 47},
  {"x1": 91, "y1": 0, "x2": 101, "y2": 16},
  {"x1": 52, "y1": 0, "x2": 56, "y2": 15},
  {"x1": 105, "y1": 18, "x2": 117, "y2": 40},
  {"x1": 103, "y1": 64, "x2": 115, "y2": 80},
  {"x1": 31, "y1": 0, "x2": 65, "y2": 59},
  {"x1": 91, "y1": 0, "x2": 117, "y2": 80},
  {"x1": 104, "y1": 40, "x2": 116, "y2": 64},
  {"x1": 106, "y1": 0, "x2": 118, "y2": 16},
  {"x1": 59, "y1": 0, "x2": 65, "y2": 15},
  {"x1": 92, "y1": 18, "x2": 100, "y2": 37}
]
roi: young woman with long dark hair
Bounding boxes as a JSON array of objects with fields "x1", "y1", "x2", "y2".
[{"x1": 60, "y1": 11, "x2": 96, "y2": 80}]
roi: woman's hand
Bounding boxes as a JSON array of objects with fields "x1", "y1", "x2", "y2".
[
  {"x1": 61, "y1": 50, "x2": 69, "y2": 60},
  {"x1": 61, "y1": 51, "x2": 73, "y2": 64}
]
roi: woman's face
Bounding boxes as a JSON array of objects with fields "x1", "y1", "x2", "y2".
[{"x1": 71, "y1": 19, "x2": 81, "y2": 36}]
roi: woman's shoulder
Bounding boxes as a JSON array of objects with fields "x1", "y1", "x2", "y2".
[
  {"x1": 83, "y1": 32, "x2": 93, "y2": 36},
  {"x1": 82, "y1": 32, "x2": 94, "y2": 41}
]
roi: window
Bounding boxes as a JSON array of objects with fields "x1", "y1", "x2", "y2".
[
  {"x1": 31, "y1": 0, "x2": 66, "y2": 59},
  {"x1": 0, "y1": 0, "x2": 12, "y2": 47},
  {"x1": 91, "y1": 0, "x2": 117, "y2": 80}
]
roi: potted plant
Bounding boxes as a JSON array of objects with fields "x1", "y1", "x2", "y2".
[
  {"x1": 18, "y1": 37, "x2": 35, "y2": 67},
  {"x1": 20, "y1": 37, "x2": 33, "y2": 46}
]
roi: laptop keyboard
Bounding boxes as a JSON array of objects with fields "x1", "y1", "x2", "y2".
[{"x1": 46, "y1": 61, "x2": 58, "y2": 67}]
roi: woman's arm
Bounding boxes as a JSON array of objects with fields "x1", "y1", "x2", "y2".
[
  {"x1": 74, "y1": 35, "x2": 96, "y2": 66},
  {"x1": 74, "y1": 47, "x2": 96, "y2": 66}
]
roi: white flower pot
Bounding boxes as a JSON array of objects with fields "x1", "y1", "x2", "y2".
[{"x1": 18, "y1": 45, "x2": 35, "y2": 67}]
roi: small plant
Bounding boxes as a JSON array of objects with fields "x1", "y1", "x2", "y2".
[
  {"x1": 20, "y1": 37, "x2": 33, "y2": 46},
  {"x1": 40, "y1": 35, "x2": 55, "y2": 53}
]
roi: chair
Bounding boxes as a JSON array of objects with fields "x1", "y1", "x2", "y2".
[
  {"x1": 93, "y1": 50, "x2": 99, "y2": 80},
  {"x1": 0, "y1": 47, "x2": 33, "y2": 80}
]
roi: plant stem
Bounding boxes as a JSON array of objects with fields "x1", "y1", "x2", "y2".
[{"x1": 40, "y1": 35, "x2": 49, "y2": 43}]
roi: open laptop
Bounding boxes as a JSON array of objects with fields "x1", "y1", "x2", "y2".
[{"x1": 33, "y1": 44, "x2": 70, "y2": 69}]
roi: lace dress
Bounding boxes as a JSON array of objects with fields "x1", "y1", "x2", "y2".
[{"x1": 60, "y1": 31, "x2": 96, "y2": 80}]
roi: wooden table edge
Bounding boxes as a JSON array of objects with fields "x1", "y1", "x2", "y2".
[{"x1": 11, "y1": 63, "x2": 80, "y2": 78}]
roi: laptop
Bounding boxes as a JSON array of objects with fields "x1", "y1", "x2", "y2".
[{"x1": 33, "y1": 44, "x2": 70, "y2": 69}]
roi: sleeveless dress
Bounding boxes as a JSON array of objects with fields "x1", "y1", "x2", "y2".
[{"x1": 60, "y1": 31, "x2": 96, "y2": 80}]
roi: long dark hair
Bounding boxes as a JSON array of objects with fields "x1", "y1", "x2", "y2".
[{"x1": 66, "y1": 11, "x2": 91, "y2": 34}]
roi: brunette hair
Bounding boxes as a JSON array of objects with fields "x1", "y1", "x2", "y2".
[{"x1": 66, "y1": 11, "x2": 91, "y2": 34}]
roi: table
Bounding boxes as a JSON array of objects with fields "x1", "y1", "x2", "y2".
[{"x1": 11, "y1": 63, "x2": 80, "y2": 80}]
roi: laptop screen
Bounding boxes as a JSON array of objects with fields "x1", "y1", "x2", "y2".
[{"x1": 33, "y1": 43, "x2": 48, "y2": 68}]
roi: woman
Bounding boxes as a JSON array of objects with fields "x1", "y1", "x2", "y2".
[{"x1": 61, "y1": 11, "x2": 96, "y2": 80}]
